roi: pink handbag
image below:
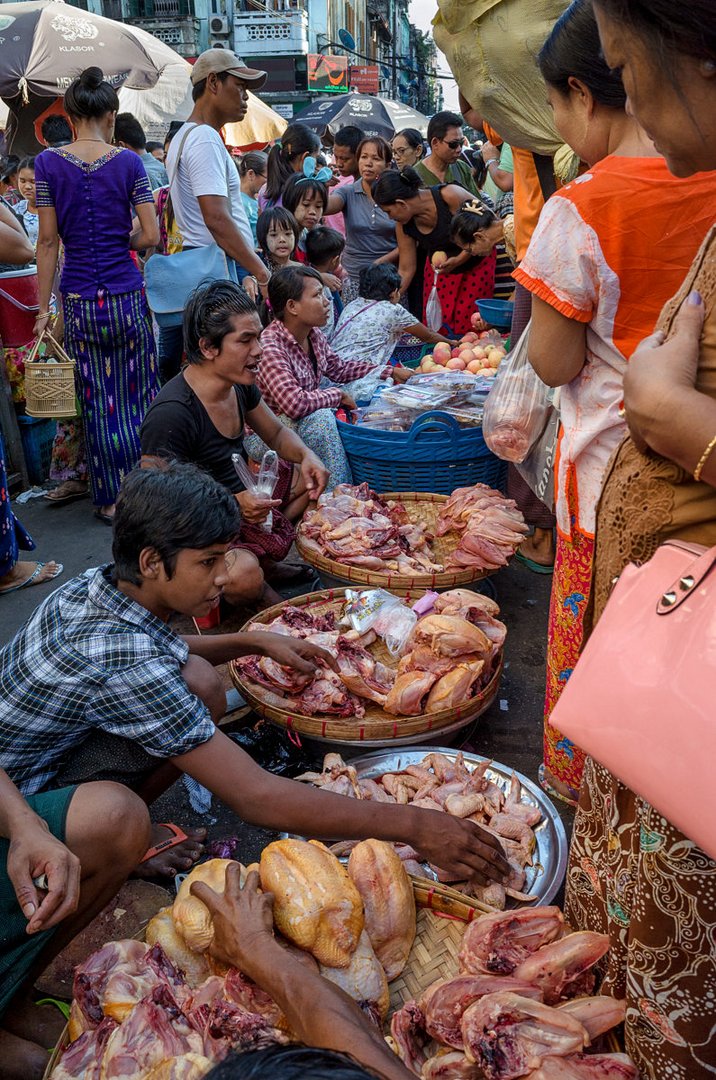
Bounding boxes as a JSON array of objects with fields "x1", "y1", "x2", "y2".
[{"x1": 549, "y1": 540, "x2": 716, "y2": 861}]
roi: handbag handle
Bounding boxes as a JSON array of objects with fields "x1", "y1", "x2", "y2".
[
  {"x1": 657, "y1": 541, "x2": 716, "y2": 614},
  {"x1": 26, "y1": 324, "x2": 74, "y2": 366}
]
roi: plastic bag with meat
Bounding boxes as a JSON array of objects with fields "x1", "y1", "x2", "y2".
[{"x1": 482, "y1": 323, "x2": 555, "y2": 463}]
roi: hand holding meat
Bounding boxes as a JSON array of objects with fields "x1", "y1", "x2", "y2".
[
  {"x1": 7, "y1": 816, "x2": 80, "y2": 933},
  {"x1": 191, "y1": 865, "x2": 274, "y2": 972},
  {"x1": 250, "y1": 629, "x2": 339, "y2": 674}
]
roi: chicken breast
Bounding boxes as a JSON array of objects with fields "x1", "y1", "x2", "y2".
[
  {"x1": 513, "y1": 931, "x2": 611, "y2": 1004},
  {"x1": 420, "y1": 974, "x2": 543, "y2": 1048},
  {"x1": 425, "y1": 661, "x2": 485, "y2": 712},
  {"x1": 411, "y1": 615, "x2": 492, "y2": 659},
  {"x1": 259, "y1": 839, "x2": 364, "y2": 968},
  {"x1": 319, "y1": 930, "x2": 390, "y2": 1023},
  {"x1": 384, "y1": 670, "x2": 439, "y2": 716},
  {"x1": 347, "y1": 840, "x2": 416, "y2": 980}
]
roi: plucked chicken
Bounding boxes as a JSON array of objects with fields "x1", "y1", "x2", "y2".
[
  {"x1": 259, "y1": 839, "x2": 364, "y2": 967},
  {"x1": 98, "y1": 986, "x2": 206, "y2": 1080},
  {"x1": 390, "y1": 1000, "x2": 432, "y2": 1074},
  {"x1": 421, "y1": 974, "x2": 543, "y2": 1048},
  {"x1": 556, "y1": 997, "x2": 627, "y2": 1040},
  {"x1": 173, "y1": 859, "x2": 247, "y2": 954},
  {"x1": 460, "y1": 992, "x2": 589, "y2": 1079},
  {"x1": 146, "y1": 908, "x2": 211, "y2": 987},
  {"x1": 526, "y1": 1054, "x2": 639, "y2": 1079},
  {"x1": 319, "y1": 929, "x2": 390, "y2": 1024},
  {"x1": 435, "y1": 485, "x2": 528, "y2": 570},
  {"x1": 513, "y1": 932, "x2": 611, "y2": 1004},
  {"x1": 347, "y1": 839, "x2": 417, "y2": 980},
  {"x1": 459, "y1": 908, "x2": 564, "y2": 974}
]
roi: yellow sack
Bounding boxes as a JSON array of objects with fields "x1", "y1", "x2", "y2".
[{"x1": 434, "y1": 0, "x2": 571, "y2": 157}]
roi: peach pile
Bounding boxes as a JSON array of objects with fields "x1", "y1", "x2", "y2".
[{"x1": 417, "y1": 333, "x2": 507, "y2": 378}]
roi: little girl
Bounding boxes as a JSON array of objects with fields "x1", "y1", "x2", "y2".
[
  {"x1": 238, "y1": 150, "x2": 267, "y2": 248},
  {"x1": 14, "y1": 157, "x2": 39, "y2": 251},
  {"x1": 282, "y1": 174, "x2": 328, "y2": 248},
  {"x1": 256, "y1": 207, "x2": 301, "y2": 276},
  {"x1": 449, "y1": 199, "x2": 516, "y2": 302}
]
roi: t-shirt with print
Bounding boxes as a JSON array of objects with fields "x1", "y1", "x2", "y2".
[
  {"x1": 330, "y1": 298, "x2": 415, "y2": 368},
  {"x1": 166, "y1": 123, "x2": 254, "y2": 251},
  {"x1": 140, "y1": 371, "x2": 262, "y2": 494}
]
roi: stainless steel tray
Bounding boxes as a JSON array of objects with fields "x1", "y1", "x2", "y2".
[{"x1": 345, "y1": 746, "x2": 568, "y2": 907}]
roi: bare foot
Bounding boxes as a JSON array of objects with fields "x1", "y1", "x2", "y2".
[
  {"x1": 0, "y1": 1027, "x2": 48, "y2": 1080},
  {"x1": 0, "y1": 561, "x2": 62, "y2": 595},
  {"x1": 2, "y1": 998, "x2": 67, "y2": 1049},
  {"x1": 518, "y1": 527, "x2": 555, "y2": 567},
  {"x1": 133, "y1": 824, "x2": 206, "y2": 879}
]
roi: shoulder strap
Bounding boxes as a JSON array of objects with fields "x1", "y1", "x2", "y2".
[{"x1": 167, "y1": 122, "x2": 198, "y2": 186}]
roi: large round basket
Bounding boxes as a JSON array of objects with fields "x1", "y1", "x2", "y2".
[
  {"x1": 296, "y1": 491, "x2": 496, "y2": 598},
  {"x1": 229, "y1": 589, "x2": 502, "y2": 746}
]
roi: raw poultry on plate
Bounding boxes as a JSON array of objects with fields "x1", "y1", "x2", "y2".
[
  {"x1": 233, "y1": 588, "x2": 506, "y2": 719},
  {"x1": 297, "y1": 482, "x2": 527, "y2": 574},
  {"x1": 299, "y1": 750, "x2": 541, "y2": 910}
]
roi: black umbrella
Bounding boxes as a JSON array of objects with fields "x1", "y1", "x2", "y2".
[
  {"x1": 294, "y1": 95, "x2": 428, "y2": 141},
  {"x1": 0, "y1": 0, "x2": 184, "y2": 101}
]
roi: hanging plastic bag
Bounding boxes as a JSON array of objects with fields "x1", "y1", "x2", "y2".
[
  {"x1": 425, "y1": 272, "x2": 444, "y2": 333},
  {"x1": 482, "y1": 321, "x2": 553, "y2": 462},
  {"x1": 231, "y1": 449, "x2": 279, "y2": 532},
  {"x1": 515, "y1": 398, "x2": 560, "y2": 512}
]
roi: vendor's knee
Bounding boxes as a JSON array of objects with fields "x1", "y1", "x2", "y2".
[
  {"x1": 224, "y1": 552, "x2": 265, "y2": 604},
  {"x1": 182, "y1": 654, "x2": 226, "y2": 725},
  {"x1": 68, "y1": 782, "x2": 151, "y2": 871}
]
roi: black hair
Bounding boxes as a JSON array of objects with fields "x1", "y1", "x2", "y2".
[
  {"x1": 0, "y1": 156, "x2": 19, "y2": 183},
  {"x1": 114, "y1": 112, "x2": 147, "y2": 151},
  {"x1": 427, "y1": 111, "x2": 464, "y2": 145},
  {"x1": 304, "y1": 225, "x2": 345, "y2": 268},
  {"x1": 183, "y1": 279, "x2": 259, "y2": 365},
  {"x1": 164, "y1": 123, "x2": 182, "y2": 151},
  {"x1": 256, "y1": 206, "x2": 301, "y2": 254},
  {"x1": 40, "y1": 115, "x2": 73, "y2": 147},
  {"x1": 238, "y1": 150, "x2": 268, "y2": 177},
  {"x1": 393, "y1": 127, "x2": 425, "y2": 152},
  {"x1": 146, "y1": 141, "x2": 163, "y2": 154},
  {"x1": 204, "y1": 1044, "x2": 377, "y2": 1079},
  {"x1": 450, "y1": 201, "x2": 499, "y2": 246},
  {"x1": 593, "y1": 0, "x2": 716, "y2": 67},
  {"x1": 282, "y1": 173, "x2": 328, "y2": 216},
  {"x1": 64, "y1": 66, "x2": 119, "y2": 121},
  {"x1": 356, "y1": 135, "x2": 392, "y2": 166},
  {"x1": 192, "y1": 69, "x2": 229, "y2": 103},
  {"x1": 265, "y1": 123, "x2": 321, "y2": 202},
  {"x1": 539, "y1": 0, "x2": 627, "y2": 108},
  {"x1": 17, "y1": 156, "x2": 37, "y2": 175},
  {"x1": 373, "y1": 166, "x2": 424, "y2": 206},
  {"x1": 267, "y1": 265, "x2": 323, "y2": 320},
  {"x1": 113, "y1": 461, "x2": 240, "y2": 585},
  {"x1": 333, "y1": 125, "x2": 363, "y2": 153},
  {"x1": 359, "y1": 263, "x2": 401, "y2": 301}
]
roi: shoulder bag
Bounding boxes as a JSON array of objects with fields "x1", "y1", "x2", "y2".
[
  {"x1": 145, "y1": 123, "x2": 238, "y2": 328},
  {"x1": 549, "y1": 539, "x2": 716, "y2": 860}
]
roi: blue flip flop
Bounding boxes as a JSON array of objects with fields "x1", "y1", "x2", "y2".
[
  {"x1": 0, "y1": 561, "x2": 64, "y2": 595},
  {"x1": 514, "y1": 551, "x2": 554, "y2": 575}
]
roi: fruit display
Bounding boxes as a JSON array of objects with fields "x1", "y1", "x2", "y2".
[{"x1": 417, "y1": 331, "x2": 507, "y2": 379}]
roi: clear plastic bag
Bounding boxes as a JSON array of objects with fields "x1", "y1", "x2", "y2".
[
  {"x1": 231, "y1": 449, "x2": 279, "y2": 532},
  {"x1": 343, "y1": 589, "x2": 417, "y2": 655},
  {"x1": 482, "y1": 322, "x2": 553, "y2": 463},
  {"x1": 426, "y1": 279, "x2": 444, "y2": 332}
]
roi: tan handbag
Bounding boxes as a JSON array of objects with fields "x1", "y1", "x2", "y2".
[
  {"x1": 24, "y1": 327, "x2": 77, "y2": 419},
  {"x1": 549, "y1": 539, "x2": 716, "y2": 860}
]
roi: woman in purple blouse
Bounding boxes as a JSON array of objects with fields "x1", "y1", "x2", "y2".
[{"x1": 34, "y1": 68, "x2": 160, "y2": 524}]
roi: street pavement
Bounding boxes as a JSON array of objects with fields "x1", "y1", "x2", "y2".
[{"x1": 2, "y1": 493, "x2": 571, "y2": 874}]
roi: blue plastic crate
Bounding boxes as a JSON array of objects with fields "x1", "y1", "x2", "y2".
[
  {"x1": 18, "y1": 415, "x2": 55, "y2": 484},
  {"x1": 338, "y1": 409, "x2": 507, "y2": 495}
]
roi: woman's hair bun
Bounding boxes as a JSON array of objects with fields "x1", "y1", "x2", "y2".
[
  {"x1": 399, "y1": 166, "x2": 423, "y2": 190},
  {"x1": 79, "y1": 66, "x2": 104, "y2": 90}
]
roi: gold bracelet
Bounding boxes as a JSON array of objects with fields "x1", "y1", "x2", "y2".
[{"x1": 693, "y1": 433, "x2": 716, "y2": 482}]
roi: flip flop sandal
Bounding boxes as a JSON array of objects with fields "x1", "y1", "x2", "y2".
[
  {"x1": 44, "y1": 483, "x2": 89, "y2": 505},
  {"x1": 140, "y1": 822, "x2": 192, "y2": 865},
  {"x1": 0, "y1": 561, "x2": 64, "y2": 595},
  {"x1": 514, "y1": 550, "x2": 555, "y2": 575},
  {"x1": 94, "y1": 509, "x2": 115, "y2": 527}
]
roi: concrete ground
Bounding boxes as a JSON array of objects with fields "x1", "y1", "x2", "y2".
[{"x1": 2, "y1": 492, "x2": 572, "y2": 878}]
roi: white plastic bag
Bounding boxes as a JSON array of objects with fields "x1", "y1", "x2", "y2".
[
  {"x1": 231, "y1": 449, "x2": 279, "y2": 532},
  {"x1": 425, "y1": 279, "x2": 444, "y2": 333},
  {"x1": 343, "y1": 589, "x2": 417, "y2": 656},
  {"x1": 482, "y1": 322, "x2": 553, "y2": 463}
]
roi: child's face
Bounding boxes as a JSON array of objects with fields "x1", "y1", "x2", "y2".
[
  {"x1": 157, "y1": 545, "x2": 230, "y2": 619},
  {"x1": 462, "y1": 231, "x2": 493, "y2": 257},
  {"x1": 266, "y1": 223, "x2": 295, "y2": 261},
  {"x1": 245, "y1": 167, "x2": 266, "y2": 197},
  {"x1": 294, "y1": 191, "x2": 324, "y2": 230},
  {"x1": 17, "y1": 168, "x2": 35, "y2": 203}
]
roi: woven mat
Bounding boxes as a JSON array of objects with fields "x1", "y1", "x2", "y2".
[{"x1": 388, "y1": 908, "x2": 465, "y2": 1012}]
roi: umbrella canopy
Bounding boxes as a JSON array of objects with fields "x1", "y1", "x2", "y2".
[
  {"x1": 224, "y1": 94, "x2": 287, "y2": 151},
  {"x1": 294, "y1": 95, "x2": 428, "y2": 141},
  {"x1": 0, "y1": 0, "x2": 186, "y2": 102}
]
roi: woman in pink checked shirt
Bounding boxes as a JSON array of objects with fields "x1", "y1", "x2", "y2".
[{"x1": 256, "y1": 266, "x2": 377, "y2": 489}]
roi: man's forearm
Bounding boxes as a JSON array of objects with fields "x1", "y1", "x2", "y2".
[
  {"x1": 183, "y1": 631, "x2": 281, "y2": 665},
  {"x1": 205, "y1": 213, "x2": 268, "y2": 280},
  {"x1": 0, "y1": 769, "x2": 44, "y2": 841},
  {"x1": 270, "y1": 424, "x2": 313, "y2": 466}
]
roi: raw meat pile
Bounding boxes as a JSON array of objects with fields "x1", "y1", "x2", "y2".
[
  {"x1": 390, "y1": 906, "x2": 639, "y2": 1079},
  {"x1": 299, "y1": 482, "x2": 445, "y2": 574},
  {"x1": 436, "y1": 485, "x2": 529, "y2": 571},
  {"x1": 300, "y1": 749, "x2": 539, "y2": 911},
  {"x1": 53, "y1": 841, "x2": 419, "y2": 1078},
  {"x1": 233, "y1": 589, "x2": 506, "y2": 719}
]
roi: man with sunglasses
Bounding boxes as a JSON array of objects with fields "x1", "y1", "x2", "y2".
[{"x1": 414, "y1": 111, "x2": 480, "y2": 196}]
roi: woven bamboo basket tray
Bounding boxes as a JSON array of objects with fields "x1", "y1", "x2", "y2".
[
  {"x1": 229, "y1": 589, "x2": 502, "y2": 746},
  {"x1": 296, "y1": 491, "x2": 496, "y2": 598},
  {"x1": 24, "y1": 331, "x2": 77, "y2": 420}
]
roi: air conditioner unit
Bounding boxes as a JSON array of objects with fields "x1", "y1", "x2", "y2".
[
  {"x1": 210, "y1": 38, "x2": 229, "y2": 48},
  {"x1": 210, "y1": 14, "x2": 230, "y2": 35}
]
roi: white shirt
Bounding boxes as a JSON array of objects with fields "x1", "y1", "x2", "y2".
[{"x1": 166, "y1": 122, "x2": 254, "y2": 252}]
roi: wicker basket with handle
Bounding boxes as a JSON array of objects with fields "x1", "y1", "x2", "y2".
[
  {"x1": 24, "y1": 329, "x2": 77, "y2": 420},
  {"x1": 229, "y1": 588, "x2": 502, "y2": 746}
]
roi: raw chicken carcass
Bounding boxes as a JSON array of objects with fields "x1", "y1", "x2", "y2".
[
  {"x1": 259, "y1": 839, "x2": 364, "y2": 967},
  {"x1": 420, "y1": 974, "x2": 543, "y2": 1048},
  {"x1": 99, "y1": 986, "x2": 205, "y2": 1080},
  {"x1": 422, "y1": 1051, "x2": 483, "y2": 1079},
  {"x1": 335, "y1": 638, "x2": 395, "y2": 706},
  {"x1": 557, "y1": 997, "x2": 627, "y2": 1040},
  {"x1": 146, "y1": 908, "x2": 211, "y2": 987},
  {"x1": 384, "y1": 670, "x2": 439, "y2": 716},
  {"x1": 52, "y1": 1017, "x2": 118, "y2": 1080},
  {"x1": 425, "y1": 661, "x2": 485, "y2": 712},
  {"x1": 526, "y1": 1054, "x2": 639, "y2": 1079},
  {"x1": 72, "y1": 940, "x2": 184, "y2": 1027},
  {"x1": 347, "y1": 839, "x2": 416, "y2": 980},
  {"x1": 433, "y1": 589, "x2": 500, "y2": 618},
  {"x1": 319, "y1": 930, "x2": 390, "y2": 1024},
  {"x1": 459, "y1": 907, "x2": 564, "y2": 976},
  {"x1": 514, "y1": 932, "x2": 611, "y2": 1004},
  {"x1": 173, "y1": 859, "x2": 247, "y2": 954},
  {"x1": 410, "y1": 615, "x2": 492, "y2": 659},
  {"x1": 390, "y1": 1001, "x2": 431, "y2": 1074},
  {"x1": 398, "y1": 645, "x2": 456, "y2": 678},
  {"x1": 461, "y1": 992, "x2": 589, "y2": 1079}
]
